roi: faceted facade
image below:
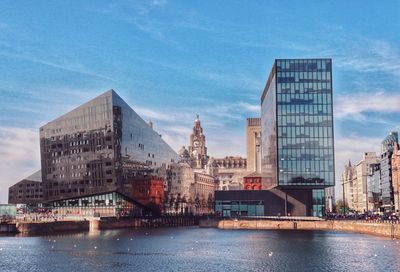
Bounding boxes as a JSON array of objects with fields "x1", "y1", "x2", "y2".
[
  {"x1": 39, "y1": 90, "x2": 179, "y2": 210},
  {"x1": 261, "y1": 59, "x2": 335, "y2": 216},
  {"x1": 8, "y1": 171, "x2": 43, "y2": 205}
]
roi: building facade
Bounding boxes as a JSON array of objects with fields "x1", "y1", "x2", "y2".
[
  {"x1": 392, "y1": 143, "x2": 400, "y2": 213},
  {"x1": 214, "y1": 156, "x2": 247, "y2": 190},
  {"x1": 260, "y1": 58, "x2": 335, "y2": 216},
  {"x1": 246, "y1": 118, "x2": 262, "y2": 173},
  {"x1": 188, "y1": 115, "x2": 208, "y2": 169},
  {"x1": 8, "y1": 171, "x2": 43, "y2": 205},
  {"x1": 14, "y1": 90, "x2": 180, "y2": 216}
]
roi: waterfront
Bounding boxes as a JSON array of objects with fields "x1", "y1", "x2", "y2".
[{"x1": 1, "y1": 227, "x2": 400, "y2": 272}]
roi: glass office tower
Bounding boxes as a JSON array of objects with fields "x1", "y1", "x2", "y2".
[{"x1": 261, "y1": 59, "x2": 335, "y2": 216}]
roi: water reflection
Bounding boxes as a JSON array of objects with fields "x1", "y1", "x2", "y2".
[{"x1": 0, "y1": 228, "x2": 399, "y2": 272}]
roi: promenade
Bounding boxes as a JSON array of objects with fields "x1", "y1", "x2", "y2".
[{"x1": 199, "y1": 218, "x2": 400, "y2": 239}]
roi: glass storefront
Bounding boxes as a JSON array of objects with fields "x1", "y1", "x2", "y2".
[
  {"x1": 215, "y1": 200, "x2": 264, "y2": 217},
  {"x1": 49, "y1": 192, "x2": 143, "y2": 217}
]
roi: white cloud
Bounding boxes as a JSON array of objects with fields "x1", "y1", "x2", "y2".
[
  {"x1": 0, "y1": 127, "x2": 40, "y2": 204},
  {"x1": 335, "y1": 91, "x2": 400, "y2": 120}
]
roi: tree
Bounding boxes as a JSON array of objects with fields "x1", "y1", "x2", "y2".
[{"x1": 335, "y1": 199, "x2": 348, "y2": 214}]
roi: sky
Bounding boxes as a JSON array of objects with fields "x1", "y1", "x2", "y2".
[{"x1": 0, "y1": 1, "x2": 400, "y2": 203}]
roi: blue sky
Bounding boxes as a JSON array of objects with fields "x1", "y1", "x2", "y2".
[{"x1": 0, "y1": 1, "x2": 400, "y2": 203}]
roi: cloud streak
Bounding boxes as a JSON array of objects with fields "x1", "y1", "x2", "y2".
[{"x1": 335, "y1": 91, "x2": 400, "y2": 120}]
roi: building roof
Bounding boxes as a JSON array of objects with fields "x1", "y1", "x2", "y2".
[
  {"x1": 244, "y1": 171, "x2": 261, "y2": 178},
  {"x1": 24, "y1": 170, "x2": 42, "y2": 182}
]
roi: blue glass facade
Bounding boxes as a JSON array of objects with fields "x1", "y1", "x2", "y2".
[{"x1": 261, "y1": 59, "x2": 335, "y2": 216}]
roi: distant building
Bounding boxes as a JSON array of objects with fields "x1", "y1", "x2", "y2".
[
  {"x1": 353, "y1": 152, "x2": 379, "y2": 212},
  {"x1": 380, "y1": 132, "x2": 398, "y2": 212},
  {"x1": 188, "y1": 115, "x2": 208, "y2": 169},
  {"x1": 243, "y1": 172, "x2": 262, "y2": 190},
  {"x1": 392, "y1": 143, "x2": 400, "y2": 213},
  {"x1": 246, "y1": 118, "x2": 261, "y2": 173},
  {"x1": 8, "y1": 171, "x2": 43, "y2": 205},
  {"x1": 342, "y1": 161, "x2": 355, "y2": 211},
  {"x1": 214, "y1": 156, "x2": 247, "y2": 190},
  {"x1": 367, "y1": 163, "x2": 381, "y2": 212}
]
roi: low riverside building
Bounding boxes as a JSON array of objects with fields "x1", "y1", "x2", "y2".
[{"x1": 8, "y1": 90, "x2": 180, "y2": 217}]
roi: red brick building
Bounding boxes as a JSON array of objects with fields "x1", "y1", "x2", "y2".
[
  {"x1": 244, "y1": 172, "x2": 262, "y2": 190},
  {"x1": 132, "y1": 175, "x2": 165, "y2": 213},
  {"x1": 392, "y1": 143, "x2": 400, "y2": 213}
]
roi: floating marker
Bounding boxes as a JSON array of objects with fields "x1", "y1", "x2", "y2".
[
  {"x1": 374, "y1": 254, "x2": 377, "y2": 257},
  {"x1": 117, "y1": 238, "x2": 119, "y2": 241},
  {"x1": 74, "y1": 245, "x2": 77, "y2": 248},
  {"x1": 130, "y1": 238, "x2": 133, "y2": 241},
  {"x1": 19, "y1": 246, "x2": 21, "y2": 249},
  {"x1": 268, "y1": 252, "x2": 273, "y2": 257},
  {"x1": 51, "y1": 246, "x2": 54, "y2": 249},
  {"x1": 94, "y1": 246, "x2": 97, "y2": 250}
]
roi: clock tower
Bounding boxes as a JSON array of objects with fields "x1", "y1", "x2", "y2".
[{"x1": 188, "y1": 115, "x2": 208, "y2": 169}]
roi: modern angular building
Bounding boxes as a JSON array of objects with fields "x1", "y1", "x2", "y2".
[
  {"x1": 261, "y1": 58, "x2": 335, "y2": 216},
  {"x1": 37, "y1": 89, "x2": 179, "y2": 216}
]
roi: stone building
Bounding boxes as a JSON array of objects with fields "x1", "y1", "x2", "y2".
[
  {"x1": 341, "y1": 161, "x2": 355, "y2": 211},
  {"x1": 166, "y1": 146, "x2": 216, "y2": 215},
  {"x1": 214, "y1": 156, "x2": 247, "y2": 190},
  {"x1": 246, "y1": 118, "x2": 261, "y2": 173},
  {"x1": 392, "y1": 143, "x2": 400, "y2": 213},
  {"x1": 188, "y1": 115, "x2": 208, "y2": 169}
]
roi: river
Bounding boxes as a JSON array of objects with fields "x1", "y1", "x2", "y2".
[{"x1": 0, "y1": 227, "x2": 399, "y2": 271}]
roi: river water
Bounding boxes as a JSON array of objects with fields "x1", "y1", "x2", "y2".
[{"x1": 0, "y1": 227, "x2": 399, "y2": 272}]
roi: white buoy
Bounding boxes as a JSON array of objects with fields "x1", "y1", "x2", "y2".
[
  {"x1": 374, "y1": 254, "x2": 377, "y2": 257},
  {"x1": 0, "y1": 248, "x2": 3, "y2": 251},
  {"x1": 130, "y1": 238, "x2": 133, "y2": 241},
  {"x1": 191, "y1": 247, "x2": 194, "y2": 250},
  {"x1": 51, "y1": 246, "x2": 54, "y2": 249},
  {"x1": 170, "y1": 236, "x2": 173, "y2": 239},
  {"x1": 19, "y1": 246, "x2": 21, "y2": 249},
  {"x1": 117, "y1": 238, "x2": 119, "y2": 241},
  {"x1": 268, "y1": 252, "x2": 273, "y2": 257},
  {"x1": 94, "y1": 246, "x2": 97, "y2": 250},
  {"x1": 74, "y1": 244, "x2": 77, "y2": 248},
  {"x1": 53, "y1": 240, "x2": 56, "y2": 243}
]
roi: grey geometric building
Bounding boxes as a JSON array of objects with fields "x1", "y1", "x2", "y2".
[
  {"x1": 37, "y1": 90, "x2": 179, "y2": 216},
  {"x1": 261, "y1": 59, "x2": 335, "y2": 216},
  {"x1": 8, "y1": 170, "x2": 43, "y2": 205}
]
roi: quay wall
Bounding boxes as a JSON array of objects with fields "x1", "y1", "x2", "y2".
[
  {"x1": 199, "y1": 219, "x2": 400, "y2": 239},
  {"x1": 16, "y1": 216, "x2": 198, "y2": 235}
]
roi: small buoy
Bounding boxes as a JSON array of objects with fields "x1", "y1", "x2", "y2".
[
  {"x1": 19, "y1": 246, "x2": 21, "y2": 249},
  {"x1": 191, "y1": 247, "x2": 194, "y2": 250},
  {"x1": 170, "y1": 236, "x2": 173, "y2": 239},
  {"x1": 94, "y1": 246, "x2": 97, "y2": 250},
  {"x1": 53, "y1": 240, "x2": 56, "y2": 243},
  {"x1": 130, "y1": 238, "x2": 133, "y2": 241},
  {"x1": 116, "y1": 238, "x2": 119, "y2": 241},
  {"x1": 268, "y1": 252, "x2": 273, "y2": 257},
  {"x1": 0, "y1": 248, "x2": 3, "y2": 251},
  {"x1": 51, "y1": 246, "x2": 54, "y2": 249},
  {"x1": 384, "y1": 245, "x2": 386, "y2": 248},
  {"x1": 74, "y1": 244, "x2": 77, "y2": 248},
  {"x1": 374, "y1": 254, "x2": 377, "y2": 257}
]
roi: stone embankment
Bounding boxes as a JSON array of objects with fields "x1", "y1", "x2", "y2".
[
  {"x1": 199, "y1": 219, "x2": 400, "y2": 239},
  {"x1": 16, "y1": 216, "x2": 198, "y2": 235}
]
